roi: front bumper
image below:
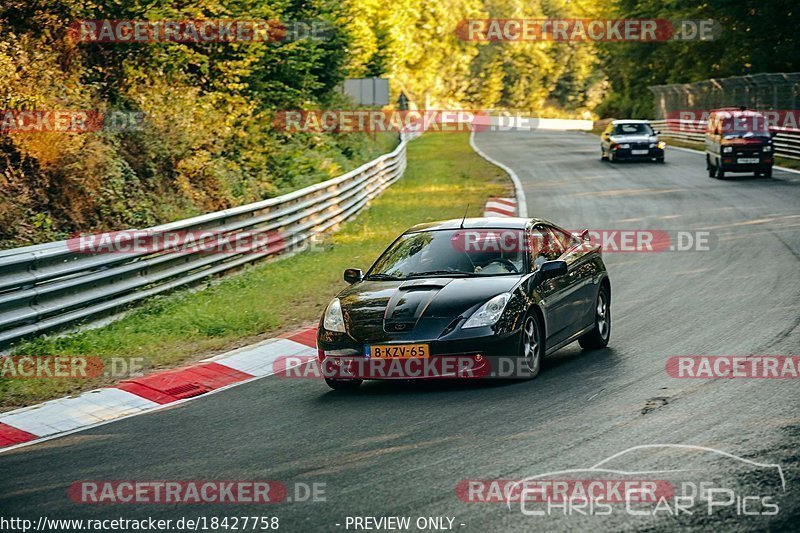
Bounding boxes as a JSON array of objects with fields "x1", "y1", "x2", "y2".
[
  {"x1": 611, "y1": 147, "x2": 664, "y2": 160},
  {"x1": 719, "y1": 156, "x2": 773, "y2": 171},
  {"x1": 317, "y1": 327, "x2": 525, "y2": 380}
]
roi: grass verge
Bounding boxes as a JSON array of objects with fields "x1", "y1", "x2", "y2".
[{"x1": 0, "y1": 133, "x2": 508, "y2": 409}]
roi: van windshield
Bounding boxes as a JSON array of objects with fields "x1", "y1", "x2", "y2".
[{"x1": 721, "y1": 116, "x2": 771, "y2": 137}]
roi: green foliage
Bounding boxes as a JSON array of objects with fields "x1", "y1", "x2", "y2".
[
  {"x1": 597, "y1": 0, "x2": 800, "y2": 117},
  {"x1": 0, "y1": 0, "x2": 394, "y2": 248}
]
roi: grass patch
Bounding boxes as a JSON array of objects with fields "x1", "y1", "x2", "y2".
[{"x1": 0, "y1": 133, "x2": 508, "y2": 409}]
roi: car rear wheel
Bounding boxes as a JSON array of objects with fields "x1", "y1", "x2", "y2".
[
  {"x1": 520, "y1": 313, "x2": 542, "y2": 379},
  {"x1": 578, "y1": 286, "x2": 611, "y2": 350},
  {"x1": 325, "y1": 377, "x2": 363, "y2": 390}
]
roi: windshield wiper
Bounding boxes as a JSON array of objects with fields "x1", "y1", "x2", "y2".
[
  {"x1": 365, "y1": 273, "x2": 402, "y2": 280},
  {"x1": 406, "y1": 270, "x2": 473, "y2": 278}
]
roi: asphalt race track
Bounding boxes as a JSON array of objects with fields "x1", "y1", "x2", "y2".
[{"x1": 1, "y1": 130, "x2": 799, "y2": 532}]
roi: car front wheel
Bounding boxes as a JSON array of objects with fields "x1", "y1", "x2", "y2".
[{"x1": 520, "y1": 313, "x2": 543, "y2": 379}]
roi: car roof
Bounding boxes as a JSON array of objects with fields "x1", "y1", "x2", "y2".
[
  {"x1": 611, "y1": 119, "x2": 650, "y2": 125},
  {"x1": 405, "y1": 217, "x2": 549, "y2": 233}
]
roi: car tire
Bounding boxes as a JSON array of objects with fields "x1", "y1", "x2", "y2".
[
  {"x1": 325, "y1": 377, "x2": 363, "y2": 390},
  {"x1": 578, "y1": 285, "x2": 611, "y2": 350},
  {"x1": 656, "y1": 157, "x2": 665, "y2": 163},
  {"x1": 519, "y1": 312, "x2": 543, "y2": 379},
  {"x1": 763, "y1": 167, "x2": 773, "y2": 178}
]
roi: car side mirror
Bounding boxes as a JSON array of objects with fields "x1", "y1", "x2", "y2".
[
  {"x1": 343, "y1": 268, "x2": 363, "y2": 284},
  {"x1": 578, "y1": 229, "x2": 590, "y2": 242},
  {"x1": 539, "y1": 260, "x2": 568, "y2": 280}
]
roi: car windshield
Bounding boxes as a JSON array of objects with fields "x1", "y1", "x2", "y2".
[
  {"x1": 613, "y1": 123, "x2": 653, "y2": 135},
  {"x1": 367, "y1": 229, "x2": 527, "y2": 279}
]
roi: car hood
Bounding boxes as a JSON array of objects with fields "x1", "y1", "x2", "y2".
[
  {"x1": 609, "y1": 134, "x2": 657, "y2": 143},
  {"x1": 338, "y1": 276, "x2": 522, "y2": 341}
]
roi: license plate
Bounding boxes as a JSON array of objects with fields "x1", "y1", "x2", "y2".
[
  {"x1": 368, "y1": 344, "x2": 429, "y2": 358},
  {"x1": 738, "y1": 157, "x2": 759, "y2": 164},
  {"x1": 632, "y1": 149, "x2": 649, "y2": 155}
]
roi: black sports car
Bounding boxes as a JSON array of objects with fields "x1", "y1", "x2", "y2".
[{"x1": 316, "y1": 217, "x2": 611, "y2": 389}]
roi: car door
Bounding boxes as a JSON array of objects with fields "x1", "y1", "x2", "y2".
[
  {"x1": 544, "y1": 225, "x2": 595, "y2": 339},
  {"x1": 550, "y1": 225, "x2": 597, "y2": 330},
  {"x1": 530, "y1": 225, "x2": 574, "y2": 348}
]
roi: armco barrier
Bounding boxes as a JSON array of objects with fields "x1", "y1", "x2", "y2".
[
  {"x1": 0, "y1": 131, "x2": 419, "y2": 347},
  {"x1": 649, "y1": 119, "x2": 800, "y2": 160}
]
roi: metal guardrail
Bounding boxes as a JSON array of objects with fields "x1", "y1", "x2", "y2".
[
  {"x1": 650, "y1": 119, "x2": 800, "y2": 160},
  {"x1": 0, "y1": 131, "x2": 419, "y2": 347}
]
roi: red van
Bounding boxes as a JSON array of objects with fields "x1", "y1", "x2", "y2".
[{"x1": 705, "y1": 108, "x2": 774, "y2": 179}]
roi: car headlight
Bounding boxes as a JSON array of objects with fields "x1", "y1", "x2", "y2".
[
  {"x1": 323, "y1": 298, "x2": 346, "y2": 332},
  {"x1": 462, "y1": 293, "x2": 511, "y2": 329},
  {"x1": 657, "y1": 141, "x2": 666, "y2": 149},
  {"x1": 763, "y1": 145, "x2": 772, "y2": 152},
  {"x1": 722, "y1": 146, "x2": 733, "y2": 153},
  {"x1": 619, "y1": 143, "x2": 630, "y2": 149}
]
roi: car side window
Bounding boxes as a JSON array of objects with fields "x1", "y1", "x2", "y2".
[
  {"x1": 550, "y1": 226, "x2": 579, "y2": 251},
  {"x1": 529, "y1": 226, "x2": 565, "y2": 269}
]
